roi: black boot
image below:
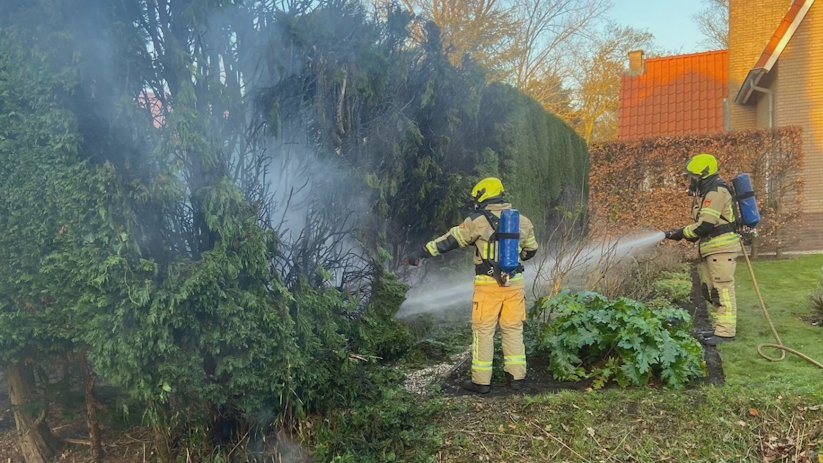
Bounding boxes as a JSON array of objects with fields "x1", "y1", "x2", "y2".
[
  {"x1": 692, "y1": 328, "x2": 714, "y2": 339},
  {"x1": 506, "y1": 373, "x2": 525, "y2": 392},
  {"x1": 461, "y1": 381, "x2": 491, "y2": 394},
  {"x1": 700, "y1": 335, "x2": 735, "y2": 346}
]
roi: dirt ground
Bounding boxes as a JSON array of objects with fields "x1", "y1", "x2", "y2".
[
  {"x1": 0, "y1": 374, "x2": 20, "y2": 461},
  {"x1": 441, "y1": 265, "x2": 725, "y2": 397}
]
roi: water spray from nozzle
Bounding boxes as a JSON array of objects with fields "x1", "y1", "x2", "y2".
[{"x1": 397, "y1": 230, "x2": 668, "y2": 318}]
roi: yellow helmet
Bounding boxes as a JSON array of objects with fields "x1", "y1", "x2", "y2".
[
  {"x1": 471, "y1": 177, "x2": 505, "y2": 203},
  {"x1": 685, "y1": 153, "x2": 719, "y2": 179}
]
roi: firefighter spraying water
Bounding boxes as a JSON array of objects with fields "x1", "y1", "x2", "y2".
[
  {"x1": 405, "y1": 177, "x2": 538, "y2": 394},
  {"x1": 664, "y1": 153, "x2": 743, "y2": 345},
  {"x1": 663, "y1": 153, "x2": 823, "y2": 369}
]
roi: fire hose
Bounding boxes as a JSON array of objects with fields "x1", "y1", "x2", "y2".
[{"x1": 739, "y1": 241, "x2": 823, "y2": 369}]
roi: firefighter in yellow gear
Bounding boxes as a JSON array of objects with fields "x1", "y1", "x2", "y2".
[
  {"x1": 665, "y1": 153, "x2": 740, "y2": 345},
  {"x1": 407, "y1": 177, "x2": 538, "y2": 393}
]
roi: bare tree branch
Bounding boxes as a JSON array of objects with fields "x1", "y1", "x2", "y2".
[
  {"x1": 693, "y1": 0, "x2": 729, "y2": 50},
  {"x1": 511, "y1": 0, "x2": 610, "y2": 90}
]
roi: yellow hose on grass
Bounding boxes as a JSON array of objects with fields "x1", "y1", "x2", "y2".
[{"x1": 739, "y1": 241, "x2": 823, "y2": 369}]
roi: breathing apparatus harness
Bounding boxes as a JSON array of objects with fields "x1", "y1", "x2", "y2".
[
  {"x1": 690, "y1": 175, "x2": 738, "y2": 240},
  {"x1": 691, "y1": 170, "x2": 762, "y2": 228},
  {"x1": 473, "y1": 198, "x2": 523, "y2": 287}
]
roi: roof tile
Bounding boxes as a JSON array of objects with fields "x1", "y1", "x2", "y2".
[{"x1": 619, "y1": 50, "x2": 728, "y2": 140}]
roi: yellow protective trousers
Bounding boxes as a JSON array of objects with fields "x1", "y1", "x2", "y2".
[
  {"x1": 697, "y1": 252, "x2": 738, "y2": 337},
  {"x1": 471, "y1": 282, "x2": 527, "y2": 385}
]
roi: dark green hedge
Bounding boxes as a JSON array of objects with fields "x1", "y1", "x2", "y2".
[{"x1": 479, "y1": 83, "x2": 590, "y2": 232}]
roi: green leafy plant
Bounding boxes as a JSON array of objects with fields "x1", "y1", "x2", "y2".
[
  {"x1": 652, "y1": 269, "x2": 692, "y2": 303},
  {"x1": 314, "y1": 376, "x2": 442, "y2": 463},
  {"x1": 530, "y1": 291, "x2": 705, "y2": 389},
  {"x1": 350, "y1": 273, "x2": 414, "y2": 362}
]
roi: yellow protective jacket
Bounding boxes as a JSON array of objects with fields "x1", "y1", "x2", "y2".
[
  {"x1": 422, "y1": 202, "x2": 538, "y2": 285},
  {"x1": 683, "y1": 176, "x2": 741, "y2": 256}
]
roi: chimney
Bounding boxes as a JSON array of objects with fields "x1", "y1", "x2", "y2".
[{"x1": 628, "y1": 50, "x2": 645, "y2": 76}]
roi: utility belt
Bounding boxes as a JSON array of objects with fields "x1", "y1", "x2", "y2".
[
  {"x1": 475, "y1": 261, "x2": 524, "y2": 276},
  {"x1": 475, "y1": 261, "x2": 524, "y2": 287},
  {"x1": 704, "y1": 222, "x2": 737, "y2": 239},
  {"x1": 698, "y1": 223, "x2": 741, "y2": 258}
]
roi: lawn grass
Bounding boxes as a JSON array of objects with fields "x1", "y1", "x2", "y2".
[
  {"x1": 439, "y1": 388, "x2": 822, "y2": 462},
  {"x1": 436, "y1": 254, "x2": 823, "y2": 462},
  {"x1": 722, "y1": 254, "x2": 823, "y2": 397}
]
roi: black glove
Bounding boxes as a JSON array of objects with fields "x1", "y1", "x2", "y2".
[
  {"x1": 665, "y1": 228, "x2": 685, "y2": 241},
  {"x1": 405, "y1": 247, "x2": 429, "y2": 267}
]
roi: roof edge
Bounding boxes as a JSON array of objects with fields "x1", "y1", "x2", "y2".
[
  {"x1": 643, "y1": 49, "x2": 728, "y2": 62},
  {"x1": 734, "y1": 68, "x2": 767, "y2": 105},
  {"x1": 758, "y1": 0, "x2": 815, "y2": 71},
  {"x1": 735, "y1": 0, "x2": 815, "y2": 105}
]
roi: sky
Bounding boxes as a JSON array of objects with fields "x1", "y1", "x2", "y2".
[{"x1": 607, "y1": 0, "x2": 714, "y2": 55}]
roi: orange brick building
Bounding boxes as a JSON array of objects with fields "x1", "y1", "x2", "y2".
[{"x1": 619, "y1": 0, "x2": 822, "y2": 250}]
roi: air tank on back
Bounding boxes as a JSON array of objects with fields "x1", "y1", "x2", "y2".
[
  {"x1": 498, "y1": 209, "x2": 521, "y2": 274},
  {"x1": 732, "y1": 173, "x2": 761, "y2": 228}
]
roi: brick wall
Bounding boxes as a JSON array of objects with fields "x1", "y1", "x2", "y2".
[
  {"x1": 730, "y1": 1, "x2": 823, "y2": 250},
  {"x1": 773, "y1": 3, "x2": 823, "y2": 250},
  {"x1": 784, "y1": 213, "x2": 823, "y2": 251},
  {"x1": 728, "y1": 0, "x2": 788, "y2": 130}
]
